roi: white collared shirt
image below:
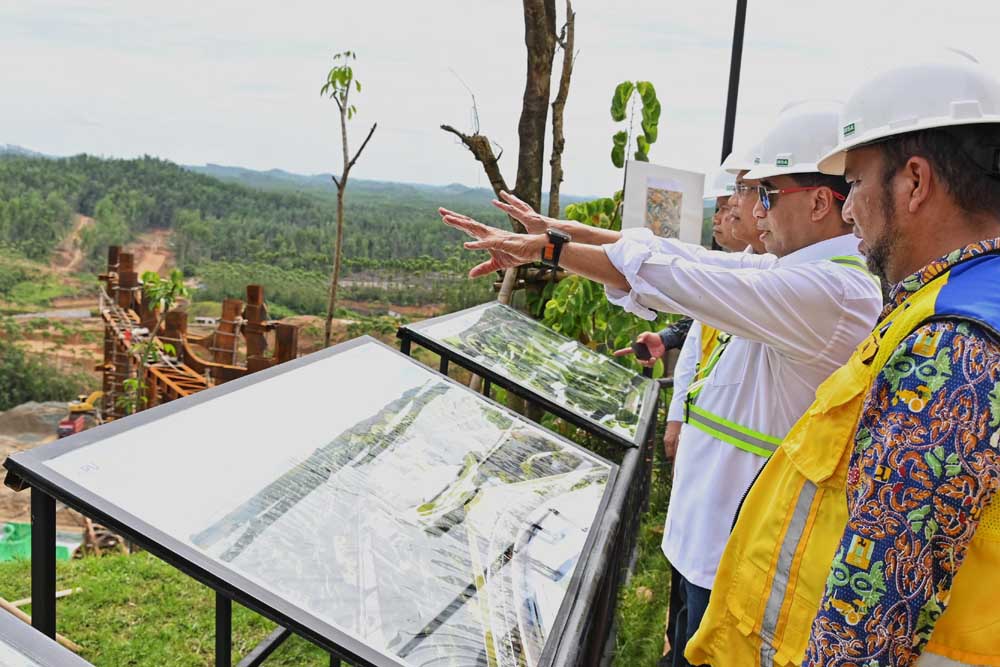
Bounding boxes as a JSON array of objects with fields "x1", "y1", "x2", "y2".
[{"x1": 604, "y1": 230, "x2": 883, "y2": 589}]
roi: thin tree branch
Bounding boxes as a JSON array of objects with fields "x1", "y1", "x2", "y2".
[
  {"x1": 331, "y1": 174, "x2": 340, "y2": 189},
  {"x1": 441, "y1": 124, "x2": 514, "y2": 204},
  {"x1": 548, "y1": 0, "x2": 575, "y2": 219},
  {"x1": 346, "y1": 123, "x2": 377, "y2": 174}
]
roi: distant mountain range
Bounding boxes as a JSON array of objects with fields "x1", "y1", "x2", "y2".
[
  {"x1": 0, "y1": 143, "x2": 596, "y2": 206},
  {"x1": 0, "y1": 144, "x2": 53, "y2": 159},
  {"x1": 186, "y1": 163, "x2": 596, "y2": 208}
]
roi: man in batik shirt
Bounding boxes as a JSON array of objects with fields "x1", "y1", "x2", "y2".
[{"x1": 805, "y1": 57, "x2": 1000, "y2": 666}]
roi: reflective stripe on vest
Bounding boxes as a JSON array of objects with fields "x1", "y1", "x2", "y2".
[
  {"x1": 686, "y1": 404, "x2": 782, "y2": 459},
  {"x1": 683, "y1": 329, "x2": 783, "y2": 459},
  {"x1": 830, "y1": 255, "x2": 880, "y2": 283},
  {"x1": 760, "y1": 480, "x2": 818, "y2": 667}
]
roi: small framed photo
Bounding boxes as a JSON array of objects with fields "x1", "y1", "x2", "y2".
[{"x1": 622, "y1": 160, "x2": 705, "y2": 243}]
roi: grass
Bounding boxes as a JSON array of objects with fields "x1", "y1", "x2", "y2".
[
  {"x1": 0, "y1": 554, "x2": 334, "y2": 665},
  {"x1": 612, "y1": 461, "x2": 672, "y2": 666}
]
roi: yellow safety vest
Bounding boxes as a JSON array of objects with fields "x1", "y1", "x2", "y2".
[{"x1": 687, "y1": 253, "x2": 1000, "y2": 667}]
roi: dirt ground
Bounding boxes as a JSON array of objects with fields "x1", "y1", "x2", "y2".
[
  {"x1": 51, "y1": 214, "x2": 94, "y2": 274},
  {"x1": 127, "y1": 229, "x2": 174, "y2": 276},
  {"x1": 0, "y1": 402, "x2": 87, "y2": 528}
]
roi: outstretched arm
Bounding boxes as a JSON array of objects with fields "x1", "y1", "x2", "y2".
[
  {"x1": 439, "y1": 208, "x2": 630, "y2": 290},
  {"x1": 488, "y1": 190, "x2": 622, "y2": 246}
]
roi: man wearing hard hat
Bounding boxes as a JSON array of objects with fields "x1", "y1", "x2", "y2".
[
  {"x1": 686, "y1": 55, "x2": 1000, "y2": 667},
  {"x1": 706, "y1": 168, "x2": 745, "y2": 252},
  {"x1": 724, "y1": 143, "x2": 768, "y2": 255},
  {"x1": 439, "y1": 99, "x2": 883, "y2": 667}
]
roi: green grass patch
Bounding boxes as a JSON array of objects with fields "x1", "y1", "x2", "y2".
[
  {"x1": 8, "y1": 277, "x2": 77, "y2": 307},
  {"x1": 0, "y1": 553, "x2": 333, "y2": 665}
]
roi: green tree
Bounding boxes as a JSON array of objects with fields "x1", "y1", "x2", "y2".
[
  {"x1": 0, "y1": 318, "x2": 93, "y2": 411},
  {"x1": 320, "y1": 50, "x2": 378, "y2": 348},
  {"x1": 116, "y1": 270, "x2": 189, "y2": 415}
]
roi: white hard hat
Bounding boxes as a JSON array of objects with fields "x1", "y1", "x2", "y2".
[
  {"x1": 745, "y1": 100, "x2": 842, "y2": 180},
  {"x1": 721, "y1": 142, "x2": 761, "y2": 175},
  {"x1": 818, "y1": 52, "x2": 1000, "y2": 175},
  {"x1": 704, "y1": 169, "x2": 736, "y2": 198}
]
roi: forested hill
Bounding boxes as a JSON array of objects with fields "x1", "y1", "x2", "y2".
[
  {"x1": 186, "y1": 163, "x2": 594, "y2": 214},
  {"x1": 0, "y1": 152, "x2": 588, "y2": 275}
]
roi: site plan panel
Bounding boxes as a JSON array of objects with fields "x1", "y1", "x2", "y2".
[
  {"x1": 408, "y1": 303, "x2": 655, "y2": 444},
  {"x1": 25, "y1": 338, "x2": 614, "y2": 667}
]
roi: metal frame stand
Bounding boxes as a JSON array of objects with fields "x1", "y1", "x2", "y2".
[
  {"x1": 216, "y1": 592, "x2": 232, "y2": 667},
  {"x1": 237, "y1": 627, "x2": 292, "y2": 667},
  {"x1": 30, "y1": 487, "x2": 57, "y2": 639}
]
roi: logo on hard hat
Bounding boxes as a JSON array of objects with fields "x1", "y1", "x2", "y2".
[
  {"x1": 843, "y1": 122, "x2": 856, "y2": 138},
  {"x1": 776, "y1": 158, "x2": 790, "y2": 167}
]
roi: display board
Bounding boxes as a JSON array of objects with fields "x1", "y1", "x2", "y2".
[
  {"x1": 622, "y1": 160, "x2": 704, "y2": 243},
  {"x1": 401, "y1": 303, "x2": 658, "y2": 447},
  {"x1": 5, "y1": 338, "x2": 615, "y2": 667},
  {"x1": 0, "y1": 611, "x2": 93, "y2": 666}
]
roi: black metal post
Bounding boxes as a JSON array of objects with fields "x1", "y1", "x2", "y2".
[
  {"x1": 438, "y1": 355, "x2": 449, "y2": 375},
  {"x1": 399, "y1": 338, "x2": 412, "y2": 356},
  {"x1": 216, "y1": 592, "x2": 232, "y2": 667},
  {"x1": 721, "y1": 0, "x2": 748, "y2": 163},
  {"x1": 237, "y1": 626, "x2": 291, "y2": 667},
  {"x1": 482, "y1": 378, "x2": 491, "y2": 397},
  {"x1": 30, "y1": 487, "x2": 56, "y2": 638}
]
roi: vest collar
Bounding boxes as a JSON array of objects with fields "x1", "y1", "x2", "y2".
[
  {"x1": 883, "y1": 237, "x2": 1000, "y2": 319},
  {"x1": 776, "y1": 234, "x2": 862, "y2": 268}
]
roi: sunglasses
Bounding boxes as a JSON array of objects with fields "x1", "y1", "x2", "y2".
[{"x1": 756, "y1": 185, "x2": 846, "y2": 211}]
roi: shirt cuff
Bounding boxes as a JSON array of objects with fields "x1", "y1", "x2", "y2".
[
  {"x1": 602, "y1": 235, "x2": 661, "y2": 321},
  {"x1": 667, "y1": 396, "x2": 687, "y2": 422}
]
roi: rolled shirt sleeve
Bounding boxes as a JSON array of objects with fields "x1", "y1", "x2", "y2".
[{"x1": 601, "y1": 232, "x2": 880, "y2": 364}]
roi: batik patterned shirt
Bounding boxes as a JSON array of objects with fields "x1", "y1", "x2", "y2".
[{"x1": 804, "y1": 239, "x2": 1000, "y2": 667}]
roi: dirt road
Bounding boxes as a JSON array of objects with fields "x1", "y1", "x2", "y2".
[
  {"x1": 51, "y1": 214, "x2": 94, "y2": 274},
  {"x1": 129, "y1": 229, "x2": 174, "y2": 276}
]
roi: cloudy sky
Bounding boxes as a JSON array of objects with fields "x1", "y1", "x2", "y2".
[{"x1": 3, "y1": 1, "x2": 1000, "y2": 196}]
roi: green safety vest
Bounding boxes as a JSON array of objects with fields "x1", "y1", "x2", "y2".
[{"x1": 683, "y1": 256, "x2": 876, "y2": 460}]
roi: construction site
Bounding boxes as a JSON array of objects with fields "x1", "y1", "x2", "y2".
[{"x1": 0, "y1": 245, "x2": 302, "y2": 559}]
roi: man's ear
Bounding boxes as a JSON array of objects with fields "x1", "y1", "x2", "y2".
[
  {"x1": 811, "y1": 187, "x2": 834, "y2": 222},
  {"x1": 904, "y1": 156, "x2": 933, "y2": 214}
]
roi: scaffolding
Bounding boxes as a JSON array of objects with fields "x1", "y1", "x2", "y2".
[{"x1": 96, "y1": 245, "x2": 299, "y2": 420}]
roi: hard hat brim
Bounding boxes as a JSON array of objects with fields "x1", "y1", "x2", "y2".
[
  {"x1": 744, "y1": 162, "x2": 821, "y2": 180},
  {"x1": 818, "y1": 114, "x2": 1000, "y2": 175},
  {"x1": 723, "y1": 161, "x2": 755, "y2": 176}
]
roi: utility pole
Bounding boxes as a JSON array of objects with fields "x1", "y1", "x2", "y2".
[{"x1": 721, "y1": 0, "x2": 748, "y2": 163}]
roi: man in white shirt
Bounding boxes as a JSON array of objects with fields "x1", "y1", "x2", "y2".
[
  {"x1": 439, "y1": 99, "x2": 883, "y2": 667},
  {"x1": 613, "y1": 146, "x2": 769, "y2": 665}
]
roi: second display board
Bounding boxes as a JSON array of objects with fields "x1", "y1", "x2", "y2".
[{"x1": 401, "y1": 303, "x2": 657, "y2": 447}]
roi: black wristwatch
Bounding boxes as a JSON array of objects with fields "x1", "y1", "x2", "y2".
[{"x1": 541, "y1": 228, "x2": 571, "y2": 269}]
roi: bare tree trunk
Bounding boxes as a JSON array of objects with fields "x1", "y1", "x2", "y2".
[
  {"x1": 324, "y1": 187, "x2": 346, "y2": 347},
  {"x1": 548, "y1": 0, "x2": 575, "y2": 219},
  {"x1": 514, "y1": 0, "x2": 558, "y2": 214},
  {"x1": 324, "y1": 116, "x2": 377, "y2": 349}
]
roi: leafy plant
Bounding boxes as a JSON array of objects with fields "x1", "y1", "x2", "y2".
[
  {"x1": 610, "y1": 81, "x2": 661, "y2": 167},
  {"x1": 117, "y1": 270, "x2": 189, "y2": 415}
]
